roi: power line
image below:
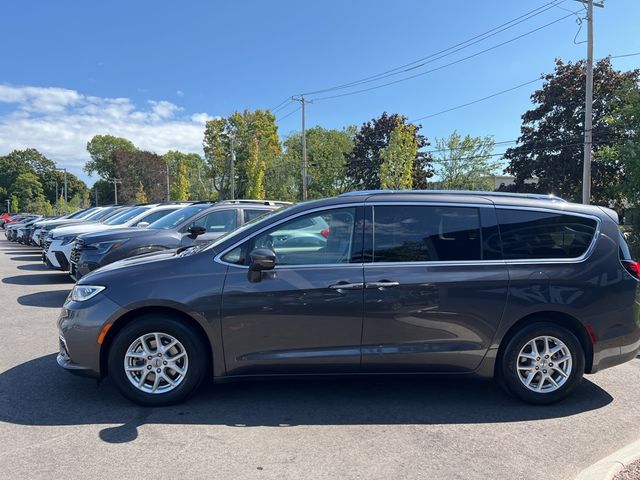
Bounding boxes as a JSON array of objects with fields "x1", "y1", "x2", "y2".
[
  {"x1": 311, "y1": 11, "x2": 578, "y2": 102},
  {"x1": 270, "y1": 97, "x2": 292, "y2": 113},
  {"x1": 411, "y1": 77, "x2": 543, "y2": 122},
  {"x1": 300, "y1": 0, "x2": 566, "y2": 97},
  {"x1": 409, "y1": 52, "x2": 640, "y2": 124},
  {"x1": 276, "y1": 105, "x2": 301, "y2": 122}
]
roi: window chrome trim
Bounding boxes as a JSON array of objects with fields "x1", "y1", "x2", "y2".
[
  {"x1": 214, "y1": 201, "x2": 603, "y2": 269},
  {"x1": 214, "y1": 203, "x2": 366, "y2": 269}
]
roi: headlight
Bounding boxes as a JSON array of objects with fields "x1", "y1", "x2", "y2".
[
  {"x1": 93, "y1": 239, "x2": 129, "y2": 255},
  {"x1": 71, "y1": 285, "x2": 106, "y2": 302},
  {"x1": 58, "y1": 235, "x2": 77, "y2": 246}
]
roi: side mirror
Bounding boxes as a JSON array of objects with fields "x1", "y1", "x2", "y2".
[
  {"x1": 248, "y1": 248, "x2": 276, "y2": 283},
  {"x1": 136, "y1": 221, "x2": 149, "y2": 228},
  {"x1": 187, "y1": 225, "x2": 207, "y2": 239}
]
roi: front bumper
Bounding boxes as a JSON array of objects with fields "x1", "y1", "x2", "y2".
[
  {"x1": 45, "y1": 240, "x2": 73, "y2": 270},
  {"x1": 57, "y1": 292, "x2": 123, "y2": 377}
]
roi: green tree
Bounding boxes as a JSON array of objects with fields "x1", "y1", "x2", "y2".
[
  {"x1": 504, "y1": 58, "x2": 640, "y2": 205},
  {"x1": 347, "y1": 112, "x2": 433, "y2": 190},
  {"x1": 91, "y1": 179, "x2": 114, "y2": 206},
  {"x1": 135, "y1": 182, "x2": 148, "y2": 203},
  {"x1": 112, "y1": 150, "x2": 167, "y2": 203},
  {"x1": 9, "y1": 195, "x2": 19, "y2": 213},
  {"x1": 55, "y1": 194, "x2": 67, "y2": 215},
  {"x1": 0, "y1": 149, "x2": 56, "y2": 202},
  {"x1": 434, "y1": 132, "x2": 499, "y2": 190},
  {"x1": 85, "y1": 135, "x2": 137, "y2": 179},
  {"x1": 170, "y1": 160, "x2": 190, "y2": 201},
  {"x1": 380, "y1": 123, "x2": 418, "y2": 190},
  {"x1": 280, "y1": 126, "x2": 355, "y2": 200},
  {"x1": 13, "y1": 172, "x2": 52, "y2": 214},
  {"x1": 203, "y1": 109, "x2": 281, "y2": 199}
]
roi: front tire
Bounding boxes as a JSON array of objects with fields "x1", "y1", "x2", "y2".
[
  {"x1": 500, "y1": 322, "x2": 585, "y2": 405},
  {"x1": 108, "y1": 315, "x2": 207, "y2": 406}
]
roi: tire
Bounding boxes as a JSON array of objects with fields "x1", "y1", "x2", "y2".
[
  {"x1": 500, "y1": 322, "x2": 585, "y2": 405},
  {"x1": 108, "y1": 314, "x2": 208, "y2": 406}
]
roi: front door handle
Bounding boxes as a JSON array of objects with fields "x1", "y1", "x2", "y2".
[
  {"x1": 329, "y1": 282, "x2": 364, "y2": 291},
  {"x1": 365, "y1": 281, "x2": 400, "y2": 289}
]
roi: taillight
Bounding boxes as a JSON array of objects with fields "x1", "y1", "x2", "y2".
[
  {"x1": 622, "y1": 260, "x2": 640, "y2": 280},
  {"x1": 320, "y1": 228, "x2": 330, "y2": 238}
]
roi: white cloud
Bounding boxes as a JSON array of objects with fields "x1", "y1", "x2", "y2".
[
  {"x1": 0, "y1": 84, "x2": 215, "y2": 183},
  {"x1": 176, "y1": 90, "x2": 184, "y2": 97}
]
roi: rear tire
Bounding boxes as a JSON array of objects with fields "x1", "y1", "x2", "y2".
[
  {"x1": 108, "y1": 314, "x2": 208, "y2": 406},
  {"x1": 500, "y1": 322, "x2": 584, "y2": 405}
]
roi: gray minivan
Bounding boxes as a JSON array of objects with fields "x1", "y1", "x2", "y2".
[{"x1": 56, "y1": 191, "x2": 640, "y2": 406}]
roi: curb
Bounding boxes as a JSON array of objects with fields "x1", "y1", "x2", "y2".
[{"x1": 575, "y1": 439, "x2": 640, "y2": 480}]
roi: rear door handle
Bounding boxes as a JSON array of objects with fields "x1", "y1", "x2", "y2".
[
  {"x1": 329, "y1": 282, "x2": 364, "y2": 290},
  {"x1": 365, "y1": 281, "x2": 400, "y2": 289}
]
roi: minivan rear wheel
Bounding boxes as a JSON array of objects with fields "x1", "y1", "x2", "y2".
[
  {"x1": 500, "y1": 322, "x2": 584, "y2": 404},
  {"x1": 108, "y1": 315, "x2": 207, "y2": 406}
]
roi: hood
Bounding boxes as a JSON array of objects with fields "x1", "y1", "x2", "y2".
[
  {"x1": 50, "y1": 222, "x2": 117, "y2": 238},
  {"x1": 79, "y1": 249, "x2": 181, "y2": 283},
  {"x1": 79, "y1": 226, "x2": 163, "y2": 244},
  {"x1": 39, "y1": 218, "x2": 86, "y2": 229}
]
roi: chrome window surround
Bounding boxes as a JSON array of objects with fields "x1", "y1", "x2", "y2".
[{"x1": 213, "y1": 201, "x2": 602, "y2": 269}]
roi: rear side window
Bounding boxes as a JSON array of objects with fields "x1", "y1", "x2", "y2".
[
  {"x1": 497, "y1": 209, "x2": 597, "y2": 260},
  {"x1": 371, "y1": 205, "x2": 482, "y2": 262},
  {"x1": 243, "y1": 209, "x2": 269, "y2": 222}
]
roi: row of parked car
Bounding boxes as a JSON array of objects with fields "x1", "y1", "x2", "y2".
[
  {"x1": 2, "y1": 190, "x2": 639, "y2": 408},
  {"x1": 4, "y1": 199, "x2": 288, "y2": 280}
]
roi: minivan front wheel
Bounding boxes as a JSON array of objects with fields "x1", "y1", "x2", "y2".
[
  {"x1": 108, "y1": 315, "x2": 207, "y2": 406},
  {"x1": 500, "y1": 322, "x2": 585, "y2": 404}
]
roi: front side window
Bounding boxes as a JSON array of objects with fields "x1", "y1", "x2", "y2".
[
  {"x1": 223, "y1": 207, "x2": 356, "y2": 266},
  {"x1": 134, "y1": 208, "x2": 178, "y2": 226},
  {"x1": 497, "y1": 209, "x2": 597, "y2": 260},
  {"x1": 185, "y1": 209, "x2": 237, "y2": 233},
  {"x1": 371, "y1": 205, "x2": 482, "y2": 262}
]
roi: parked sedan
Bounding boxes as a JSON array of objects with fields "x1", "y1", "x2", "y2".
[{"x1": 71, "y1": 200, "x2": 286, "y2": 280}]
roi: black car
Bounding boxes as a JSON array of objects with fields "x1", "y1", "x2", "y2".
[
  {"x1": 57, "y1": 190, "x2": 640, "y2": 406},
  {"x1": 70, "y1": 200, "x2": 288, "y2": 280}
]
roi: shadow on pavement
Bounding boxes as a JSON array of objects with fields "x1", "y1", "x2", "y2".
[
  {"x1": 17, "y1": 290, "x2": 70, "y2": 308},
  {"x1": 2, "y1": 273, "x2": 73, "y2": 285},
  {"x1": 9, "y1": 256, "x2": 43, "y2": 262},
  {"x1": 17, "y1": 263, "x2": 48, "y2": 272},
  {"x1": 0, "y1": 354, "x2": 614, "y2": 444},
  {"x1": 3, "y1": 250, "x2": 42, "y2": 255}
]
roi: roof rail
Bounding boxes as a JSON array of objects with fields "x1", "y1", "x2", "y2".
[
  {"x1": 338, "y1": 190, "x2": 567, "y2": 203},
  {"x1": 217, "y1": 199, "x2": 293, "y2": 206}
]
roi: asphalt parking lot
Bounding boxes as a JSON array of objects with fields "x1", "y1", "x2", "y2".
[{"x1": 0, "y1": 238, "x2": 639, "y2": 479}]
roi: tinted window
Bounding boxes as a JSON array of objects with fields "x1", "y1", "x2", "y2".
[
  {"x1": 103, "y1": 206, "x2": 149, "y2": 225},
  {"x1": 244, "y1": 209, "x2": 269, "y2": 222},
  {"x1": 148, "y1": 204, "x2": 211, "y2": 230},
  {"x1": 84, "y1": 206, "x2": 120, "y2": 221},
  {"x1": 187, "y1": 209, "x2": 237, "y2": 233},
  {"x1": 372, "y1": 205, "x2": 481, "y2": 262},
  {"x1": 497, "y1": 209, "x2": 597, "y2": 260},
  {"x1": 134, "y1": 208, "x2": 178, "y2": 226},
  {"x1": 224, "y1": 207, "x2": 356, "y2": 266}
]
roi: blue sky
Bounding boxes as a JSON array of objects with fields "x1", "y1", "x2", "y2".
[{"x1": 1, "y1": 0, "x2": 639, "y2": 185}]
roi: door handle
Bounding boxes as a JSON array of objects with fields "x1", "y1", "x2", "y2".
[
  {"x1": 365, "y1": 281, "x2": 400, "y2": 289},
  {"x1": 329, "y1": 282, "x2": 364, "y2": 290}
]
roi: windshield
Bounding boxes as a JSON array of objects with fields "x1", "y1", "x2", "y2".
[
  {"x1": 197, "y1": 205, "x2": 293, "y2": 253},
  {"x1": 75, "y1": 207, "x2": 101, "y2": 219},
  {"x1": 148, "y1": 204, "x2": 210, "y2": 230},
  {"x1": 104, "y1": 206, "x2": 149, "y2": 225},
  {"x1": 84, "y1": 206, "x2": 119, "y2": 222}
]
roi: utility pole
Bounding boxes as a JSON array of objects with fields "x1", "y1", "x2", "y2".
[
  {"x1": 56, "y1": 167, "x2": 68, "y2": 213},
  {"x1": 166, "y1": 163, "x2": 171, "y2": 202},
  {"x1": 293, "y1": 96, "x2": 312, "y2": 201},
  {"x1": 6, "y1": 199, "x2": 10, "y2": 214},
  {"x1": 95, "y1": 185, "x2": 99, "y2": 207},
  {"x1": 110, "y1": 178, "x2": 122, "y2": 205},
  {"x1": 230, "y1": 135, "x2": 236, "y2": 200},
  {"x1": 576, "y1": 0, "x2": 603, "y2": 204}
]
